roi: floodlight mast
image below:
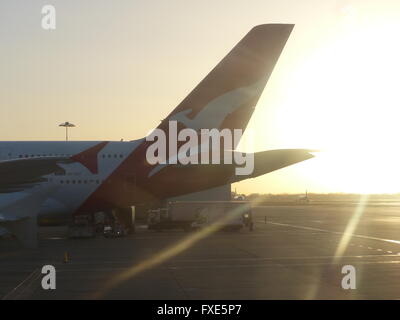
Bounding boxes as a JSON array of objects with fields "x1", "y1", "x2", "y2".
[{"x1": 59, "y1": 122, "x2": 76, "y2": 141}]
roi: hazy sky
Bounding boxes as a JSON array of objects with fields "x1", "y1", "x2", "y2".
[{"x1": 1, "y1": 0, "x2": 400, "y2": 194}]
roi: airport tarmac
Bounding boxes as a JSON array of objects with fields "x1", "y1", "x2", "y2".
[{"x1": 2, "y1": 203, "x2": 400, "y2": 299}]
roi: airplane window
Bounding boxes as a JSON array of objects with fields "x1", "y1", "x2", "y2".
[
  {"x1": 66, "y1": 180, "x2": 70, "y2": 184},
  {"x1": 60, "y1": 180, "x2": 64, "y2": 184},
  {"x1": 72, "y1": 180, "x2": 76, "y2": 184}
]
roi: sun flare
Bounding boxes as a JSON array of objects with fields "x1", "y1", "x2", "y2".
[{"x1": 249, "y1": 16, "x2": 400, "y2": 194}]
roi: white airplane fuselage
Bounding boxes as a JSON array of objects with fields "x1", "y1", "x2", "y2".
[
  {"x1": 0, "y1": 24, "x2": 315, "y2": 247},
  {"x1": 0, "y1": 140, "x2": 141, "y2": 222}
]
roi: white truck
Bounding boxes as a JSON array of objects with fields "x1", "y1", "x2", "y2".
[{"x1": 148, "y1": 201, "x2": 253, "y2": 232}]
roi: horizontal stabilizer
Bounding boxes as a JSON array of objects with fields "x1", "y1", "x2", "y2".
[{"x1": 232, "y1": 149, "x2": 315, "y2": 182}]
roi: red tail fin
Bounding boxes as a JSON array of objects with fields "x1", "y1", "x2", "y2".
[{"x1": 160, "y1": 24, "x2": 294, "y2": 133}]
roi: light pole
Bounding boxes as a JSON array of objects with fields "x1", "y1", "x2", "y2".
[{"x1": 59, "y1": 122, "x2": 76, "y2": 141}]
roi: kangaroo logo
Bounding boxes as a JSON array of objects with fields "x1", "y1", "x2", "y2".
[{"x1": 168, "y1": 79, "x2": 264, "y2": 130}]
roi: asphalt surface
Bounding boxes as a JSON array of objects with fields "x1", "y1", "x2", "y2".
[{"x1": 2, "y1": 203, "x2": 400, "y2": 299}]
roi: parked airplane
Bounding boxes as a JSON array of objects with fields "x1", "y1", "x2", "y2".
[{"x1": 0, "y1": 24, "x2": 314, "y2": 247}]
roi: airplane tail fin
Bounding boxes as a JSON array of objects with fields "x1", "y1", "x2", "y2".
[{"x1": 161, "y1": 24, "x2": 294, "y2": 135}]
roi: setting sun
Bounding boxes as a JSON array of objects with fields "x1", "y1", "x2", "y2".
[{"x1": 241, "y1": 10, "x2": 400, "y2": 194}]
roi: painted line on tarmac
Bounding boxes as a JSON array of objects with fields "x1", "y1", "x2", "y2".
[
  {"x1": 167, "y1": 259, "x2": 400, "y2": 270},
  {"x1": 46, "y1": 258, "x2": 400, "y2": 273},
  {"x1": 48, "y1": 253, "x2": 400, "y2": 268},
  {"x1": 1, "y1": 268, "x2": 41, "y2": 300},
  {"x1": 264, "y1": 221, "x2": 400, "y2": 246}
]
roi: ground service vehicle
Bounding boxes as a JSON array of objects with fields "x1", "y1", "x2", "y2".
[{"x1": 148, "y1": 201, "x2": 253, "y2": 232}]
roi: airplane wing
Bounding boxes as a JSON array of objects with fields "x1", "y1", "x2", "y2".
[{"x1": 0, "y1": 156, "x2": 72, "y2": 193}]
